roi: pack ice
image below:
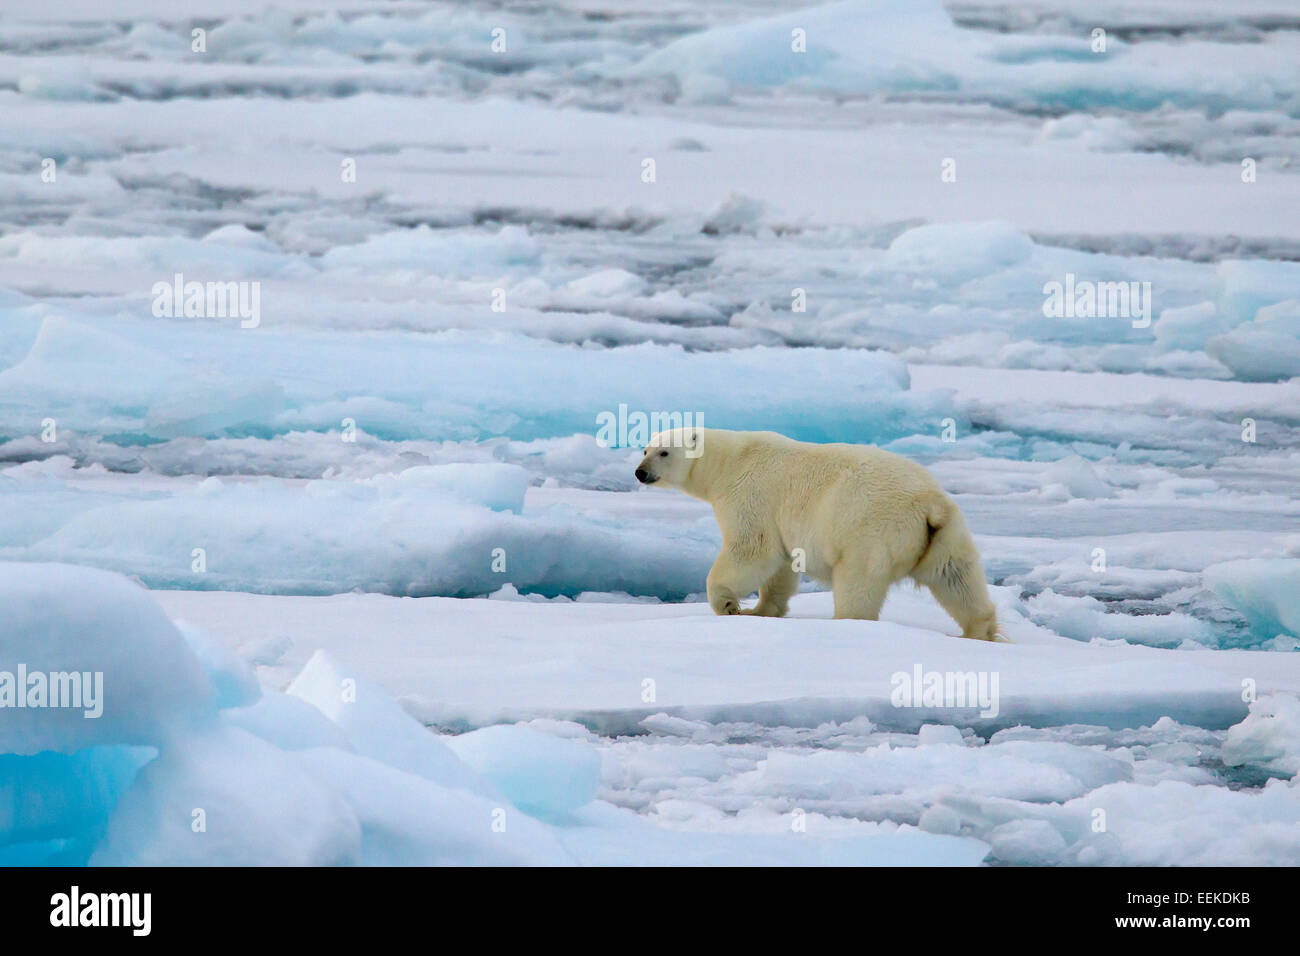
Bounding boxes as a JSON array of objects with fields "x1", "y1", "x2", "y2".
[
  {"x1": 1, "y1": 564, "x2": 991, "y2": 866},
  {"x1": 3, "y1": 0, "x2": 1300, "y2": 867}
]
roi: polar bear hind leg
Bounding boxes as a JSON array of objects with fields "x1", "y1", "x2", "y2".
[
  {"x1": 921, "y1": 559, "x2": 1000, "y2": 641},
  {"x1": 910, "y1": 501, "x2": 1002, "y2": 641}
]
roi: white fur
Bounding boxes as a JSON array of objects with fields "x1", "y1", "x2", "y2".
[{"x1": 635, "y1": 428, "x2": 1000, "y2": 640}]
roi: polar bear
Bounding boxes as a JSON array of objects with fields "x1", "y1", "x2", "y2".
[{"x1": 634, "y1": 427, "x2": 1000, "y2": 640}]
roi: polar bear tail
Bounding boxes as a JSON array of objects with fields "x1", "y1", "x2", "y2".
[{"x1": 911, "y1": 498, "x2": 1003, "y2": 642}]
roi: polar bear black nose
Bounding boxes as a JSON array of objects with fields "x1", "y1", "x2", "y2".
[{"x1": 635, "y1": 467, "x2": 649, "y2": 483}]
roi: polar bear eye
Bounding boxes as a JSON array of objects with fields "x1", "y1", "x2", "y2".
[{"x1": 659, "y1": 450, "x2": 668, "y2": 457}]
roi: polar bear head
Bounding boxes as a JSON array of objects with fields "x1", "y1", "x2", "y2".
[{"x1": 634, "y1": 428, "x2": 704, "y2": 489}]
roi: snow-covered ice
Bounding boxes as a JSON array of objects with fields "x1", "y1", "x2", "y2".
[{"x1": 2, "y1": 0, "x2": 1299, "y2": 866}]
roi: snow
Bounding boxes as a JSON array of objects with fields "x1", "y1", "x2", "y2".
[
  {"x1": 988, "y1": 819, "x2": 1069, "y2": 865},
  {"x1": 0, "y1": 466, "x2": 718, "y2": 597},
  {"x1": 176, "y1": 621, "x2": 260, "y2": 711},
  {"x1": 0, "y1": 315, "x2": 942, "y2": 446},
  {"x1": 140, "y1": 583, "x2": 1300, "y2": 866},
  {"x1": 5, "y1": 559, "x2": 1299, "y2": 865},
  {"x1": 222, "y1": 692, "x2": 352, "y2": 753},
  {"x1": 885, "y1": 221, "x2": 1036, "y2": 281},
  {"x1": 446, "y1": 725, "x2": 602, "y2": 821},
  {"x1": 3, "y1": 0, "x2": 1299, "y2": 867},
  {"x1": 957, "y1": 777, "x2": 1300, "y2": 866},
  {"x1": 318, "y1": 225, "x2": 541, "y2": 277},
  {"x1": 0, "y1": 562, "x2": 213, "y2": 754},
  {"x1": 3, "y1": 562, "x2": 1003, "y2": 866},
  {"x1": 289, "y1": 747, "x2": 570, "y2": 867},
  {"x1": 1208, "y1": 326, "x2": 1300, "y2": 383},
  {"x1": 7, "y1": 561, "x2": 1289, "y2": 868},
  {"x1": 154, "y1": 586, "x2": 1300, "y2": 735},
  {"x1": 1203, "y1": 559, "x2": 1300, "y2": 641},
  {"x1": 557, "y1": 803, "x2": 992, "y2": 867},
  {"x1": 287, "y1": 651, "x2": 495, "y2": 798},
  {"x1": 635, "y1": 0, "x2": 1300, "y2": 118},
  {"x1": 90, "y1": 724, "x2": 363, "y2": 867},
  {"x1": 736, "y1": 739, "x2": 1132, "y2": 805},
  {"x1": 1222, "y1": 694, "x2": 1300, "y2": 778}
]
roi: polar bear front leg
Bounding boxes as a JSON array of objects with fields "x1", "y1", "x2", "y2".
[
  {"x1": 706, "y1": 545, "x2": 770, "y2": 616},
  {"x1": 742, "y1": 565, "x2": 799, "y2": 617}
]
